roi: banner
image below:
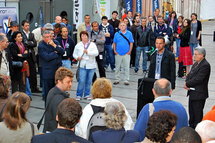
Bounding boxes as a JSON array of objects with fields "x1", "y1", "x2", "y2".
[
  {"x1": 152, "y1": 0, "x2": 159, "y2": 13},
  {"x1": 125, "y1": 0, "x2": 132, "y2": 12},
  {"x1": 73, "y1": 0, "x2": 83, "y2": 28},
  {"x1": 95, "y1": 0, "x2": 110, "y2": 19},
  {"x1": 0, "y1": 7, "x2": 17, "y2": 33},
  {"x1": 200, "y1": 0, "x2": 215, "y2": 20},
  {"x1": 136, "y1": 0, "x2": 142, "y2": 14}
]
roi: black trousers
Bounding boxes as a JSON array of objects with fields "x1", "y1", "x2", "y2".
[
  {"x1": 27, "y1": 53, "x2": 38, "y2": 91},
  {"x1": 12, "y1": 77, "x2": 25, "y2": 93},
  {"x1": 130, "y1": 46, "x2": 136, "y2": 67},
  {"x1": 93, "y1": 52, "x2": 106, "y2": 83},
  {"x1": 188, "y1": 99, "x2": 206, "y2": 128}
]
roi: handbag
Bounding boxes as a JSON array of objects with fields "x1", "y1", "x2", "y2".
[{"x1": 76, "y1": 43, "x2": 91, "y2": 82}]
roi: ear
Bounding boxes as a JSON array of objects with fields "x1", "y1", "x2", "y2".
[
  {"x1": 169, "y1": 89, "x2": 173, "y2": 96},
  {"x1": 56, "y1": 115, "x2": 58, "y2": 121},
  {"x1": 152, "y1": 88, "x2": 156, "y2": 97}
]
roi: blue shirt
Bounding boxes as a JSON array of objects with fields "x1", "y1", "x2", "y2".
[
  {"x1": 113, "y1": 30, "x2": 134, "y2": 55},
  {"x1": 155, "y1": 50, "x2": 164, "y2": 79}
]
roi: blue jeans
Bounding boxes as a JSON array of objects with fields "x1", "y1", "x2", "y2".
[
  {"x1": 76, "y1": 67, "x2": 95, "y2": 97},
  {"x1": 62, "y1": 59, "x2": 72, "y2": 69},
  {"x1": 135, "y1": 46, "x2": 149, "y2": 71},
  {"x1": 104, "y1": 44, "x2": 115, "y2": 70},
  {"x1": 25, "y1": 78, "x2": 32, "y2": 96},
  {"x1": 175, "y1": 38, "x2": 181, "y2": 58},
  {"x1": 190, "y1": 43, "x2": 198, "y2": 55}
]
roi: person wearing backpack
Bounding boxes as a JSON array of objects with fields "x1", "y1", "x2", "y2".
[
  {"x1": 91, "y1": 102, "x2": 140, "y2": 143},
  {"x1": 75, "y1": 78, "x2": 133, "y2": 139}
]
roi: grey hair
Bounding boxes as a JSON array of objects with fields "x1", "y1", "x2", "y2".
[
  {"x1": 141, "y1": 16, "x2": 147, "y2": 20},
  {"x1": 153, "y1": 78, "x2": 172, "y2": 96},
  {"x1": 42, "y1": 30, "x2": 51, "y2": 36},
  {"x1": 0, "y1": 34, "x2": 6, "y2": 42},
  {"x1": 195, "y1": 47, "x2": 206, "y2": 57},
  {"x1": 104, "y1": 102, "x2": 127, "y2": 130},
  {"x1": 195, "y1": 120, "x2": 215, "y2": 142}
]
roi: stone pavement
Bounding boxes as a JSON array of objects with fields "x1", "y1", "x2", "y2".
[{"x1": 27, "y1": 21, "x2": 215, "y2": 132}]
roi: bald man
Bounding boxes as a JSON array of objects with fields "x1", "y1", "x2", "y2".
[
  {"x1": 52, "y1": 16, "x2": 66, "y2": 26},
  {"x1": 134, "y1": 78, "x2": 188, "y2": 140}
]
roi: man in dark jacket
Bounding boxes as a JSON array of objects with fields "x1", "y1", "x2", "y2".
[
  {"x1": 99, "y1": 16, "x2": 115, "y2": 71},
  {"x1": 184, "y1": 47, "x2": 211, "y2": 129},
  {"x1": 108, "y1": 11, "x2": 120, "y2": 34},
  {"x1": 21, "y1": 20, "x2": 39, "y2": 93},
  {"x1": 134, "y1": 17, "x2": 152, "y2": 73},
  {"x1": 148, "y1": 36, "x2": 176, "y2": 89},
  {"x1": 56, "y1": 26, "x2": 75, "y2": 69},
  {"x1": 38, "y1": 30, "x2": 64, "y2": 103},
  {"x1": 43, "y1": 67, "x2": 73, "y2": 133},
  {"x1": 32, "y1": 98, "x2": 91, "y2": 143}
]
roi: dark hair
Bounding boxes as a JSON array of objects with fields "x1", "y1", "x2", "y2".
[
  {"x1": 171, "y1": 127, "x2": 202, "y2": 143},
  {"x1": 79, "y1": 31, "x2": 89, "y2": 41},
  {"x1": 101, "y1": 16, "x2": 108, "y2": 20},
  {"x1": 21, "y1": 20, "x2": 30, "y2": 26},
  {"x1": 60, "y1": 26, "x2": 68, "y2": 34},
  {"x1": 146, "y1": 110, "x2": 177, "y2": 143},
  {"x1": 126, "y1": 11, "x2": 132, "y2": 14},
  {"x1": 0, "y1": 75, "x2": 11, "y2": 99},
  {"x1": 3, "y1": 92, "x2": 31, "y2": 130},
  {"x1": 91, "y1": 21, "x2": 99, "y2": 27},
  {"x1": 178, "y1": 15, "x2": 184, "y2": 20},
  {"x1": 57, "y1": 98, "x2": 82, "y2": 129},
  {"x1": 84, "y1": 14, "x2": 90, "y2": 18},
  {"x1": 54, "y1": 23, "x2": 61, "y2": 29},
  {"x1": 55, "y1": 67, "x2": 73, "y2": 84},
  {"x1": 157, "y1": 15, "x2": 163, "y2": 19},
  {"x1": 184, "y1": 19, "x2": 191, "y2": 27},
  {"x1": 112, "y1": 11, "x2": 118, "y2": 15},
  {"x1": 156, "y1": 36, "x2": 165, "y2": 43},
  {"x1": 169, "y1": 11, "x2": 177, "y2": 19},
  {"x1": 191, "y1": 13, "x2": 198, "y2": 19},
  {"x1": 11, "y1": 31, "x2": 22, "y2": 42}
]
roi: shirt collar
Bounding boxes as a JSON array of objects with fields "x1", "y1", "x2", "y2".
[{"x1": 154, "y1": 96, "x2": 171, "y2": 102}]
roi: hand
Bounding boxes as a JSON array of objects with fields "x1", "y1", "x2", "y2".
[
  {"x1": 163, "y1": 32, "x2": 167, "y2": 35},
  {"x1": 197, "y1": 36, "x2": 200, "y2": 40},
  {"x1": 83, "y1": 49, "x2": 88, "y2": 54},
  {"x1": 24, "y1": 50, "x2": 28, "y2": 54},
  {"x1": 105, "y1": 33, "x2": 110, "y2": 37},
  {"x1": 114, "y1": 51, "x2": 118, "y2": 55},
  {"x1": 127, "y1": 51, "x2": 131, "y2": 55},
  {"x1": 17, "y1": 54, "x2": 22, "y2": 57},
  {"x1": 48, "y1": 40, "x2": 57, "y2": 48},
  {"x1": 77, "y1": 57, "x2": 82, "y2": 61},
  {"x1": 184, "y1": 84, "x2": 190, "y2": 90}
]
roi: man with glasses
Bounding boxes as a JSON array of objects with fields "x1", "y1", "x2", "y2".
[{"x1": 38, "y1": 30, "x2": 64, "y2": 103}]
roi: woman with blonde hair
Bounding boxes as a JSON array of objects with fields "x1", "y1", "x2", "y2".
[
  {"x1": 91, "y1": 102, "x2": 140, "y2": 143},
  {"x1": 0, "y1": 92, "x2": 38, "y2": 143},
  {"x1": 75, "y1": 78, "x2": 133, "y2": 139}
]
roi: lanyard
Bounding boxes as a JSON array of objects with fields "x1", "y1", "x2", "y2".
[{"x1": 61, "y1": 38, "x2": 68, "y2": 49}]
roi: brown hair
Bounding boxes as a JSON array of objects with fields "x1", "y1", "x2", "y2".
[
  {"x1": 79, "y1": 31, "x2": 89, "y2": 41},
  {"x1": 57, "y1": 98, "x2": 82, "y2": 129},
  {"x1": 91, "y1": 78, "x2": 112, "y2": 99},
  {"x1": 3, "y1": 92, "x2": 31, "y2": 130},
  {"x1": 55, "y1": 67, "x2": 73, "y2": 84},
  {"x1": 0, "y1": 74, "x2": 11, "y2": 99}
]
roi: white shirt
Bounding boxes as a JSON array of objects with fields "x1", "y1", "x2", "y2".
[{"x1": 0, "y1": 50, "x2": 9, "y2": 76}]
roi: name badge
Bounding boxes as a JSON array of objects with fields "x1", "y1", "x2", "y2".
[
  {"x1": 155, "y1": 73, "x2": 160, "y2": 79},
  {"x1": 63, "y1": 51, "x2": 67, "y2": 56},
  {"x1": 99, "y1": 54, "x2": 103, "y2": 59},
  {"x1": 191, "y1": 31, "x2": 193, "y2": 35}
]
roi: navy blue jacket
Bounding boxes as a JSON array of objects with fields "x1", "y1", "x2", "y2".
[
  {"x1": 99, "y1": 24, "x2": 114, "y2": 45},
  {"x1": 31, "y1": 128, "x2": 91, "y2": 143},
  {"x1": 38, "y1": 40, "x2": 64, "y2": 79},
  {"x1": 154, "y1": 23, "x2": 172, "y2": 38},
  {"x1": 56, "y1": 36, "x2": 75, "y2": 60},
  {"x1": 91, "y1": 128, "x2": 140, "y2": 143}
]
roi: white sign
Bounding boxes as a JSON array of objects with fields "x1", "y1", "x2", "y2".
[
  {"x1": 200, "y1": 0, "x2": 215, "y2": 20},
  {"x1": 73, "y1": 0, "x2": 83, "y2": 28},
  {"x1": 96, "y1": 0, "x2": 110, "y2": 19},
  {"x1": 0, "y1": 7, "x2": 17, "y2": 33}
]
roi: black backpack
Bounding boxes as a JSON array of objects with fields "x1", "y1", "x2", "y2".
[{"x1": 87, "y1": 105, "x2": 107, "y2": 141}]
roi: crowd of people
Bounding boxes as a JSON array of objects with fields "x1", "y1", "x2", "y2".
[{"x1": 0, "y1": 7, "x2": 214, "y2": 143}]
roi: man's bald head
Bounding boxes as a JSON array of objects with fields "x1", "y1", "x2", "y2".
[
  {"x1": 153, "y1": 78, "x2": 172, "y2": 96},
  {"x1": 55, "y1": 16, "x2": 62, "y2": 24}
]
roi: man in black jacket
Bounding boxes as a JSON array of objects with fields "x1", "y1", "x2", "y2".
[
  {"x1": 134, "y1": 17, "x2": 152, "y2": 73},
  {"x1": 148, "y1": 36, "x2": 176, "y2": 89},
  {"x1": 43, "y1": 67, "x2": 73, "y2": 133},
  {"x1": 184, "y1": 47, "x2": 211, "y2": 129},
  {"x1": 21, "y1": 20, "x2": 39, "y2": 93}
]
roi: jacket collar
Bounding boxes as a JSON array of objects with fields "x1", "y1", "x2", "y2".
[{"x1": 53, "y1": 128, "x2": 75, "y2": 135}]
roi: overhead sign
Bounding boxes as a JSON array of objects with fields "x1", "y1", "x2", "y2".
[
  {"x1": 136, "y1": 0, "x2": 142, "y2": 14},
  {"x1": 73, "y1": 0, "x2": 83, "y2": 28},
  {"x1": 96, "y1": 0, "x2": 110, "y2": 19},
  {"x1": 152, "y1": 0, "x2": 159, "y2": 13},
  {"x1": 125, "y1": 0, "x2": 133, "y2": 12},
  {"x1": 0, "y1": 7, "x2": 17, "y2": 33}
]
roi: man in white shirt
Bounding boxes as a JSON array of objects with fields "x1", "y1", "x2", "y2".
[{"x1": 0, "y1": 33, "x2": 10, "y2": 76}]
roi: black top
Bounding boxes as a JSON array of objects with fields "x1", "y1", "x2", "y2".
[{"x1": 179, "y1": 27, "x2": 191, "y2": 47}]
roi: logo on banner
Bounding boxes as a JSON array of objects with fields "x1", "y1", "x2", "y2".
[
  {"x1": 125, "y1": 0, "x2": 132, "y2": 12},
  {"x1": 152, "y1": 0, "x2": 159, "y2": 12},
  {"x1": 73, "y1": 0, "x2": 82, "y2": 28},
  {"x1": 136, "y1": 0, "x2": 142, "y2": 14}
]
